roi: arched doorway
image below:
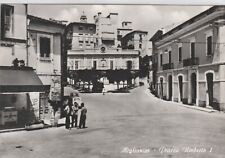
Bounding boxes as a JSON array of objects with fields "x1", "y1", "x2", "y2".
[
  {"x1": 178, "y1": 76, "x2": 183, "y2": 102},
  {"x1": 168, "y1": 75, "x2": 173, "y2": 101},
  {"x1": 206, "y1": 73, "x2": 213, "y2": 108},
  {"x1": 191, "y1": 73, "x2": 197, "y2": 104}
]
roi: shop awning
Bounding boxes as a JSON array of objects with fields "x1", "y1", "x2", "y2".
[{"x1": 0, "y1": 66, "x2": 50, "y2": 93}]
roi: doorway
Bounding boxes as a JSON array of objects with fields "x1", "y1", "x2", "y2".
[
  {"x1": 168, "y1": 75, "x2": 173, "y2": 101},
  {"x1": 191, "y1": 73, "x2": 197, "y2": 104},
  {"x1": 206, "y1": 73, "x2": 213, "y2": 108},
  {"x1": 160, "y1": 78, "x2": 163, "y2": 98},
  {"x1": 178, "y1": 76, "x2": 183, "y2": 102}
]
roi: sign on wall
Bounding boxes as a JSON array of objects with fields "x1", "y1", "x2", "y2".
[{"x1": 29, "y1": 92, "x2": 40, "y2": 120}]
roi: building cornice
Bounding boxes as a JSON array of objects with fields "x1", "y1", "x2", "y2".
[{"x1": 155, "y1": 7, "x2": 225, "y2": 47}]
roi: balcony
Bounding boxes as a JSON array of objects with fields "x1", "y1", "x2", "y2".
[
  {"x1": 183, "y1": 57, "x2": 199, "y2": 67},
  {"x1": 162, "y1": 63, "x2": 174, "y2": 70}
]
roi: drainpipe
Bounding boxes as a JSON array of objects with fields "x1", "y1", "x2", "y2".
[{"x1": 25, "y1": 4, "x2": 29, "y2": 66}]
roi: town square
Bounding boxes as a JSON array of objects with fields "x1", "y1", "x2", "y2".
[{"x1": 0, "y1": 2, "x2": 225, "y2": 158}]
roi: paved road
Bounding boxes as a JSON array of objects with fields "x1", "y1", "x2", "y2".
[{"x1": 1, "y1": 86, "x2": 225, "y2": 158}]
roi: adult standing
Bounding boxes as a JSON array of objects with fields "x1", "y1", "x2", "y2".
[
  {"x1": 64, "y1": 97, "x2": 71, "y2": 129},
  {"x1": 79, "y1": 103, "x2": 87, "y2": 129},
  {"x1": 71, "y1": 102, "x2": 79, "y2": 128}
]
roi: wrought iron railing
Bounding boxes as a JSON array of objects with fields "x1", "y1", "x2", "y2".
[
  {"x1": 162, "y1": 63, "x2": 174, "y2": 70},
  {"x1": 183, "y1": 57, "x2": 199, "y2": 67}
]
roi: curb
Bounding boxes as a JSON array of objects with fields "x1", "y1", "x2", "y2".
[
  {"x1": 178, "y1": 104, "x2": 218, "y2": 113},
  {"x1": 0, "y1": 128, "x2": 25, "y2": 133},
  {"x1": 0, "y1": 124, "x2": 54, "y2": 134},
  {"x1": 145, "y1": 89, "x2": 219, "y2": 113}
]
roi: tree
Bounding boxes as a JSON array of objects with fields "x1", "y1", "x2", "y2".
[{"x1": 139, "y1": 55, "x2": 150, "y2": 78}]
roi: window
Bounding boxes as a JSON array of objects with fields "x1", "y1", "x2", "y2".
[
  {"x1": 75, "y1": 61, "x2": 79, "y2": 70},
  {"x1": 93, "y1": 61, "x2": 97, "y2": 69},
  {"x1": 139, "y1": 34, "x2": 143, "y2": 42},
  {"x1": 40, "y1": 37, "x2": 51, "y2": 58},
  {"x1": 207, "y1": 36, "x2": 212, "y2": 56},
  {"x1": 160, "y1": 54, "x2": 163, "y2": 66},
  {"x1": 190, "y1": 42, "x2": 195, "y2": 58},
  {"x1": 178, "y1": 46, "x2": 182, "y2": 62},
  {"x1": 168, "y1": 51, "x2": 172, "y2": 63},
  {"x1": 127, "y1": 60, "x2": 132, "y2": 70},
  {"x1": 1, "y1": 4, "x2": 14, "y2": 35},
  {"x1": 110, "y1": 60, "x2": 113, "y2": 70},
  {"x1": 139, "y1": 44, "x2": 142, "y2": 49},
  {"x1": 90, "y1": 37, "x2": 94, "y2": 43}
]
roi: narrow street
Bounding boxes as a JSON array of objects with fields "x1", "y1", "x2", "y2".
[{"x1": 1, "y1": 86, "x2": 225, "y2": 158}]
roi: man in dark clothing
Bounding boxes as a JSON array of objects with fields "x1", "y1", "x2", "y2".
[
  {"x1": 64, "y1": 97, "x2": 71, "y2": 129},
  {"x1": 79, "y1": 103, "x2": 87, "y2": 129}
]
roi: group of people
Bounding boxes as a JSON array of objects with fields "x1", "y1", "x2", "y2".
[{"x1": 63, "y1": 95, "x2": 87, "y2": 130}]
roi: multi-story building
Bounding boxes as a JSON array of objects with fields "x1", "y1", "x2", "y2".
[
  {"x1": 94, "y1": 12, "x2": 120, "y2": 48},
  {"x1": 121, "y1": 30, "x2": 148, "y2": 57},
  {"x1": 150, "y1": 6, "x2": 225, "y2": 111},
  {"x1": 27, "y1": 15, "x2": 65, "y2": 120},
  {"x1": 117, "y1": 21, "x2": 133, "y2": 42},
  {"x1": 0, "y1": 4, "x2": 49, "y2": 130},
  {"x1": 66, "y1": 13, "x2": 139, "y2": 89}
]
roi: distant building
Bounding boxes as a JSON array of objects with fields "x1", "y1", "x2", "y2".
[
  {"x1": 66, "y1": 13, "x2": 139, "y2": 89},
  {"x1": 117, "y1": 21, "x2": 133, "y2": 42},
  {"x1": 121, "y1": 30, "x2": 148, "y2": 57},
  {"x1": 94, "y1": 12, "x2": 120, "y2": 48},
  {"x1": 150, "y1": 6, "x2": 225, "y2": 111},
  {"x1": 27, "y1": 15, "x2": 66, "y2": 120}
]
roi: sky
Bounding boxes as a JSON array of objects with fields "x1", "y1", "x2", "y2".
[
  {"x1": 28, "y1": 5, "x2": 211, "y2": 37},
  {"x1": 28, "y1": 5, "x2": 212, "y2": 52}
]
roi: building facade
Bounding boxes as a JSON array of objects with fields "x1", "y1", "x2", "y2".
[
  {"x1": 94, "y1": 12, "x2": 120, "y2": 48},
  {"x1": 150, "y1": 6, "x2": 225, "y2": 111},
  {"x1": 121, "y1": 30, "x2": 148, "y2": 57},
  {"x1": 0, "y1": 4, "x2": 27, "y2": 66},
  {"x1": 27, "y1": 15, "x2": 65, "y2": 120},
  {"x1": 117, "y1": 21, "x2": 133, "y2": 43},
  {"x1": 66, "y1": 13, "x2": 140, "y2": 90},
  {"x1": 0, "y1": 4, "x2": 49, "y2": 130}
]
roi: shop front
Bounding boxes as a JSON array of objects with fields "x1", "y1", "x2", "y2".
[{"x1": 0, "y1": 66, "x2": 50, "y2": 130}]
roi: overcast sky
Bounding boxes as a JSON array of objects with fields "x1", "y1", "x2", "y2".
[{"x1": 28, "y1": 5, "x2": 211, "y2": 42}]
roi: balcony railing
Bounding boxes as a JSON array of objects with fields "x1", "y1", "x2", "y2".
[
  {"x1": 162, "y1": 63, "x2": 174, "y2": 70},
  {"x1": 183, "y1": 57, "x2": 199, "y2": 67}
]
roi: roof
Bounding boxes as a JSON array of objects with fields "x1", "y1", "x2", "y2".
[
  {"x1": 122, "y1": 21, "x2": 132, "y2": 23},
  {"x1": 122, "y1": 30, "x2": 148, "y2": 39},
  {"x1": 149, "y1": 30, "x2": 163, "y2": 41},
  {"x1": 67, "y1": 22, "x2": 96, "y2": 27},
  {"x1": 0, "y1": 66, "x2": 50, "y2": 93},
  {"x1": 28, "y1": 15, "x2": 66, "y2": 27},
  {"x1": 152, "y1": 6, "x2": 225, "y2": 42},
  {"x1": 106, "y1": 13, "x2": 118, "y2": 18},
  {"x1": 117, "y1": 28, "x2": 133, "y2": 31}
]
